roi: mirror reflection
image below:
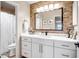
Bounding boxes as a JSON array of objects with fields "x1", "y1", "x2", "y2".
[{"x1": 35, "y1": 8, "x2": 63, "y2": 31}]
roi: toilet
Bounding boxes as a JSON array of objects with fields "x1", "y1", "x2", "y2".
[{"x1": 8, "y1": 43, "x2": 16, "y2": 57}]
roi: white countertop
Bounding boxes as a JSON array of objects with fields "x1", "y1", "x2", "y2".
[{"x1": 21, "y1": 33, "x2": 79, "y2": 43}]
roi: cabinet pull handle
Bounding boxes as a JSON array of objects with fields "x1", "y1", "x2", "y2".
[
  {"x1": 24, "y1": 45, "x2": 27, "y2": 46},
  {"x1": 39, "y1": 45, "x2": 41, "y2": 53},
  {"x1": 62, "y1": 54, "x2": 69, "y2": 57},
  {"x1": 61, "y1": 45, "x2": 69, "y2": 47},
  {"x1": 39, "y1": 44, "x2": 43, "y2": 53},
  {"x1": 23, "y1": 39, "x2": 28, "y2": 41},
  {"x1": 41, "y1": 44, "x2": 43, "y2": 53},
  {"x1": 40, "y1": 44, "x2": 42, "y2": 53}
]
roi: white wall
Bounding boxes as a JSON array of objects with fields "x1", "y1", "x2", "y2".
[
  {"x1": 72, "y1": 1, "x2": 79, "y2": 40},
  {"x1": 73, "y1": 1, "x2": 79, "y2": 31},
  {"x1": 73, "y1": 1, "x2": 78, "y2": 26},
  {"x1": 16, "y1": 2, "x2": 30, "y2": 57}
]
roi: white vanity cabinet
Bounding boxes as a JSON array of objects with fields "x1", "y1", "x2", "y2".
[{"x1": 21, "y1": 35, "x2": 77, "y2": 58}]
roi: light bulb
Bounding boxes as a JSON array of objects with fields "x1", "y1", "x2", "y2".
[
  {"x1": 44, "y1": 5, "x2": 49, "y2": 11},
  {"x1": 49, "y1": 4, "x2": 54, "y2": 10}
]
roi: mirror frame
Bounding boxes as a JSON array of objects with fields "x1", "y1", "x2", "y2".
[{"x1": 34, "y1": 8, "x2": 63, "y2": 32}]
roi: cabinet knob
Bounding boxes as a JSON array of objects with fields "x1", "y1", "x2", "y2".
[{"x1": 61, "y1": 45, "x2": 69, "y2": 47}]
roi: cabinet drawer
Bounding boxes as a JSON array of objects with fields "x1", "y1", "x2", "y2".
[
  {"x1": 54, "y1": 41, "x2": 75, "y2": 50},
  {"x1": 43, "y1": 39, "x2": 53, "y2": 46},
  {"x1": 21, "y1": 42, "x2": 31, "y2": 50},
  {"x1": 54, "y1": 47, "x2": 76, "y2": 58},
  {"x1": 22, "y1": 44, "x2": 31, "y2": 51},
  {"x1": 22, "y1": 49, "x2": 31, "y2": 58},
  {"x1": 22, "y1": 41, "x2": 32, "y2": 46},
  {"x1": 22, "y1": 37, "x2": 31, "y2": 42}
]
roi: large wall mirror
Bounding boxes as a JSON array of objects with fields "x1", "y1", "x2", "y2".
[{"x1": 34, "y1": 8, "x2": 63, "y2": 31}]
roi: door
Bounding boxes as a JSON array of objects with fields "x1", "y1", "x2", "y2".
[
  {"x1": 32, "y1": 43, "x2": 41, "y2": 58},
  {"x1": 42, "y1": 45, "x2": 53, "y2": 58}
]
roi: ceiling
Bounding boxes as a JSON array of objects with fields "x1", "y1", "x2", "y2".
[{"x1": 26, "y1": 1, "x2": 39, "y2": 4}]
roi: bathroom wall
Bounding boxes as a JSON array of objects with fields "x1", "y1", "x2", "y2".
[
  {"x1": 30, "y1": 1, "x2": 73, "y2": 33},
  {"x1": 73, "y1": 1, "x2": 79, "y2": 40}
]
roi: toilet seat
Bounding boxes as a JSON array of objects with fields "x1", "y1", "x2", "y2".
[{"x1": 8, "y1": 43, "x2": 16, "y2": 50}]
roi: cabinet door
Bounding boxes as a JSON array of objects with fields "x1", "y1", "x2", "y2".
[
  {"x1": 32, "y1": 43, "x2": 41, "y2": 58},
  {"x1": 42, "y1": 45, "x2": 53, "y2": 58}
]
